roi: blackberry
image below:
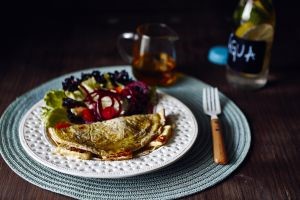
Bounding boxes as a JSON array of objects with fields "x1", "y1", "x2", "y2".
[
  {"x1": 113, "y1": 70, "x2": 133, "y2": 85},
  {"x1": 62, "y1": 98, "x2": 86, "y2": 109},
  {"x1": 81, "y1": 72, "x2": 93, "y2": 81},
  {"x1": 67, "y1": 110, "x2": 84, "y2": 124},
  {"x1": 62, "y1": 76, "x2": 80, "y2": 91},
  {"x1": 92, "y1": 71, "x2": 106, "y2": 84}
]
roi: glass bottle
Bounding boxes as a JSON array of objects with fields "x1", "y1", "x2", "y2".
[{"x1": 226, "y1": 0, "x2": 275, "y2": 89}]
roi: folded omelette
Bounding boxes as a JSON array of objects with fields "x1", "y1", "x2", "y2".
[{"x1": 48, "y1": 110, "x2": 172, "y2": 160}]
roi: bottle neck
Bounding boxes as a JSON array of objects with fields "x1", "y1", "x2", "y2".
[{"x1": 235, "y1": 0, "x2": 275, "y2": 26}]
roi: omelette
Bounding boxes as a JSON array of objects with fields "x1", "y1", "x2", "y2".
[{"x1": 48, "y1": 110, "x2": 172, "y2": 160}]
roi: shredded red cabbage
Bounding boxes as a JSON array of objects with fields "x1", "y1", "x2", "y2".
[{"x1": 62, "y1": 70, "x2": 154, "y2": 123}]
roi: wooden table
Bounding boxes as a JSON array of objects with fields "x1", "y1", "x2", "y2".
[{"x1": 0, "y1": 2, "x2": 299, "y2": 199}]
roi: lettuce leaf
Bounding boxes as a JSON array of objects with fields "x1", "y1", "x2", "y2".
[
  {"x1": 80, "y1": 77, "x2": 101, "y2": 93},
  {"x1": 65, "y1": 90, "x2": 85, "y2": 101},
  {"x1": 42, "y1": 90, "x2": 69, "y2": 128},
  {"x1": 42, "y1": 107, "x2": 69, "y2": 128},
  {"x1": 44, "y1": 90, "x2": 66, "y2": 108}
]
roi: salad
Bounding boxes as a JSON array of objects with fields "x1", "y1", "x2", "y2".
[{"x1": 42, "y1": 70, "x2": 156, "y2": 128}]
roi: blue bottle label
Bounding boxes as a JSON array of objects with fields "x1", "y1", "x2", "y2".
[{"x1": 227, "y1": 33, "x2": 267, "y2": 74}]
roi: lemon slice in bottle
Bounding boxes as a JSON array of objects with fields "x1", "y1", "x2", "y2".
[
  {"x1": 236, "y1": 23, "x2": 274, "y2": 42},
  {"x1": 235, "y1": 22, "x2": 255, "y2": 37}
]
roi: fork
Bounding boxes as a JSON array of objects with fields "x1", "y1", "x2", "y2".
[{"x1": 203, "y1": 87, "x2": 228, "y2": 165}]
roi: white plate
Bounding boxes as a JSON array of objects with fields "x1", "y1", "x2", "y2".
[{"x1": 19, "y1": 92, "x2": 198, "y2": 178}]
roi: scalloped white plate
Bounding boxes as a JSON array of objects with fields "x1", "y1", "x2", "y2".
[{"x1": 19, "y1": 92, "x2": 198, "y2": 178}]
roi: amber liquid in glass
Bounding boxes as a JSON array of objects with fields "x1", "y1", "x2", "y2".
[{"x1": 132, "y1": 52, "x2": 177, "y2": 86}]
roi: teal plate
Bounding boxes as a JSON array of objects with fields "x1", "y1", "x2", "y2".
[{"x1": 0, "y1": 66, "x2": 251, "y2": 200}]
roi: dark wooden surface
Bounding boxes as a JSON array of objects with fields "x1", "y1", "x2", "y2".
[{"x1": 0, "y1": 1, "x2": 299, "y2": 199}]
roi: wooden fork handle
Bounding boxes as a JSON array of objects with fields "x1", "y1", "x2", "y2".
[{"x1": 211, "y1": 118, "x2": 228, "y2": 164}]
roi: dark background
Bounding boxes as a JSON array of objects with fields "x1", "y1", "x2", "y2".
[{"x1": 0, "y1": 0, "x2": 298, "y2": 73}]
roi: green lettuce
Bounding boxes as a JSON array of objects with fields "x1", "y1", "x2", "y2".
[
  {"x1": 80, "y1": 77, "x2": 101, "y2": 92},
  {"x1": 65, "y1": 90, "x2": 85, "y2": 101},
  {"x1": 42, "y1": 90, "x2": 69, "y2": 128},
  {"x1": 42, "y1": 107, "x2": 69, "y2": 128},
  {"x1": 44, "y1": 90, "x2": 66, "y2": 108}
]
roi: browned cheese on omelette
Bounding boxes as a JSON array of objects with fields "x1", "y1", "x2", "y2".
[{"x1": 48, "y1": 110, "x2": 172, "y2": 160}]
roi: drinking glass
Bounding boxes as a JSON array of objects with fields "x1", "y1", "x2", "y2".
[{"x1": 117, "y1": 23, "x2": 179, "y2": 86}]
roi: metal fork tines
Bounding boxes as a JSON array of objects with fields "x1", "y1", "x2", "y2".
[
  {"x1": 202, "y1": 87, "x2": 221, "y2": 119},
  {"x1": 202, "y1": 87, "x2": 228, "y2": 165}
]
